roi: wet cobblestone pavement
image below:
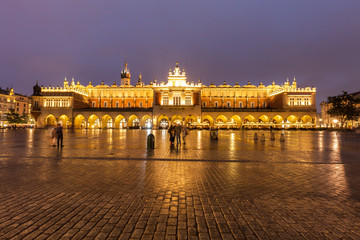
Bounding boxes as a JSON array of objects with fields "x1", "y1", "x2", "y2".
[{"x1": 0, "y1": 129, "x2": 360, "y2": 239}]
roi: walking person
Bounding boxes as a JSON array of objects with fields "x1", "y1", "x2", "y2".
[
  {"x1": 56, "y1": 123, "x2": 64, "y2": 148},
  {"x1": 51, "y1": 127, "x2": 57, "y2": 147},
  {"x1": 168, "y1": 125, "x2": 175, "y2": 146},
  {"x1": 174, "y1": 123, "x2": 182, "y2": 146},
  {"x1": 182, "y1": 124, "x2": 188, "y2": 144}
]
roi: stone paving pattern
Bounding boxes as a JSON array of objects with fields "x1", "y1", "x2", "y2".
[{"x1": 0, "y1": 129, "x2": 360, "y2": 239}]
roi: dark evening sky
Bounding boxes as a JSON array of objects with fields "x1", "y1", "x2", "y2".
[{"x1": 1, "y1": 0, "x2": 360, "y2": 107}]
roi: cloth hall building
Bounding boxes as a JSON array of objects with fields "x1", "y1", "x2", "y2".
[{"x1": 31, "y1": 62, "x2": 317, "y2": 129}]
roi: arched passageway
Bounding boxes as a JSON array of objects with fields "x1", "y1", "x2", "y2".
[
  {"x1": 88, "y1": 114, "x2": 100, "y2": 129},
  {"x1": 171, "y1": 114, "x2": 183, "y2": 125},
  {"x1": 45, "y1": 114, "x2": 56, "y2": 127},
  {"x1": 74, "y1": 115, "x2": 86, "y2": 129},
  {"x1": 59, "y1": 114, "x2": 70, "y2": 128},
  {"x1": 114, "y1": 115, "x2": 126, "y2": 129},
  {"x1": 141, "y1": 115, "x2": 152, "y2": 129},
  {"x1": 128, "y1": 115, "x2": 140, "y2": 128},
  {"x1": 101, "y1": 115, "x2": 113, "y2": 129}
]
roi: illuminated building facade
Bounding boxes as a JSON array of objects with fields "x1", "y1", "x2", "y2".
[
  {"x1": 320, "y1": 91, "x2": 360, "y2": 128},
  {"x1": 31, "y1": 61, "x2": 317, "y2": 129},
  {"x1": 0, "y1": 88, "x2": 32, "y2": 127}
]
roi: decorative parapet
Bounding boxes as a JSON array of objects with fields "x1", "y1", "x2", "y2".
[
  {"x1": 269, "y1": 87, "x2": 316, "y2": 97},
  {"x1": 41, "y1": 86, "x2": 89, "y2": 97}
]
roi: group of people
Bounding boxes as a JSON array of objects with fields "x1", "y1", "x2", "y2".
[
  {"x1": 168, "y1": 123, "x2": 188, "y2": 147},
  {"x1": 51, "y1": 123, "x2": 64, "y2": 148}
]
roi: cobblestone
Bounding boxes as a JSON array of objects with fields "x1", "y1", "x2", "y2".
[{"x1": 0, "y1": 129, "x2": 360, "y2": 239}]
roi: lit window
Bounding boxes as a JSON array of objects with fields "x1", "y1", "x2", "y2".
[
  {"x1": 297, "y1": 98, "x2": 301, "y2": 105},
  {"x1": 185, "y1": 96, "x2": 192, "y2": 105},
  {"x1": 173, "y1": 95, "x2": 181, "y2": 105},
  {"x1": 289, "y1": 98, "x2": 294, "y2": 105},
  {"x1": 305, "y1": 98, "x2": 310, "y2": 105},
  {"x1": 163, "y1": 96, "x2": 169, "y2": 105}
]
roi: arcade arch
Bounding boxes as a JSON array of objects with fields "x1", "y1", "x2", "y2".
[
  {"x1": 74, "y1": 114, "x2": 86, "y2": 129},
  {"x1": 272, "y1": 115, "x2": 284, "y2": 124},
  {"x1": 128, "y1": 115, "x2": 140, "y2": 128},
  {"x1": 45, "y1": 114, "x2": 56, "y2": 127},
  {"x1": 185, "y1": 115, "x2": 197, "y2": 125},
  {"x1": 244, "y1": 115, "x2": 256, "y2": 123},
  {"x1": 215, "y1": 115, "x2": 227, "y2": 123},
  {"x1": 287, "y1": 115, "x2": 299, "y2": 124},
  {"x1": 114, "y1": 115, "x2": 126, "y2": 129},
  {"x1": 59, "y1": 114, "x2": 70, "y2": 128},
  {"x1": 230, "y1": 115, "x2": 241, "y2": 126},
  {"x1": 141, "y1": 115, "x2": 152, "y2": 129},
  {"x1": 158, "y1": 115, "x2": 169, "y2": 129},
  {"x1": 171, "y1": 114, "x2": 183, "y2": 125},
  {"x1": 202, "y1": 115, "x2": 214, "y2": 125},
  {"x1": 259, "y1": 115, "x2": 270, "y2": 123},
  {"x1": 88, "y1": 114, "x2": 100, "y2": 129},
  {"x1": 101, "y1": 115, "x2": 113, "y2": 129},
  {"x1": 301, "y1": 115, "x2": 313, "y2": 124}
]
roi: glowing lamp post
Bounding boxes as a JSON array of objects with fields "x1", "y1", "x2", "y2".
[{"x1": 333, "y1": 119, "x2": 338, "y2": 128}]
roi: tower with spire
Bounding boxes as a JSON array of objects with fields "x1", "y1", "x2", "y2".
[{"x1": 121, "y1": 57, "x2": 131, "y2": 86}]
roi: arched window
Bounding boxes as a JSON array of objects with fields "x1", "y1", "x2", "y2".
[
  {"x1": 214, "y1": 101, "x2": 218, "y2": 107},
  {"x1": 227, "y1": 101, "x2": 231, "y2": 108},
  {"x1": 239, "y1": 102, "x2": 243, "y2": 108}
]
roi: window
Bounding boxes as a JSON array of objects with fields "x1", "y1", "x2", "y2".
[
  {"x1": 239, "y1": 102, "x2": 243, "y2": 108},
  {"x1": 104, "y1": 101, "x2": 107, "y2": 107},
  {"x1": 139, "y1": 102, "x2": 143, "y2": 107},
  {"x1": 17, "y1": 103, "x2": 19, "y2": 106},
  {"x1": 289, "y1": 98, "x2": 294, "y2": 105},
  {"x1": 173, "y1": 95, "x2": 181, "y2": 105},
  {"x1": 92, "y1": 101, "x2": 96, "y2": 107},
  {"x1": 203, "y1": 102, "x2": 206, "y2": 107},
  {"x1": 127, "y1": 102, "x2": 131, "y2": 107},
  {"x1": 17, "y1": 108, "x2": 19, "y2": 111},
  {"x1": 163, "y1": 96, "x2": 169, "y2": 105},
  {"x1": 305, "y1": 98, "x2": 310, "y2": 105},
  {"x1": 296, "y1": 98, "x2": 301, "y2": 105},
  {"x1": 227, "y1": 101, "x2": 231, "y2": 108},
  {"x1": 115, "y1": 101, "x2": 119, "y2": 107},
  {"x1": 185, "y1": 96, "x2": 192, "y2": 105},
  {"x1": 34, "y1": 101, "x2": 39, "y2": 107},
  {"x1": 250, "y1": 102, "x2": 255, "y2": 108},
  {"x1": 214, "y1": 101, "x2": 218, "y2": 107},
  {"x1": 263, "y1": 102, "x2": 266, "y2": 108}
]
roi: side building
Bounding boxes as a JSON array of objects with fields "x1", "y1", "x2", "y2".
[
  {"x1": 0, "y1": 88, "x2": 32, "y2": 127},
  {"x1": 31, "y1": 62, "x2": 317, "y2": 129},
  {"x1": 320, "y1": 91, "x2": 360, "y2": 128}
]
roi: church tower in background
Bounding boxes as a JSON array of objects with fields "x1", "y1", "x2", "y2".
[{"x1": 120, "y1": 58, "x2": 131, "y2": 86}]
